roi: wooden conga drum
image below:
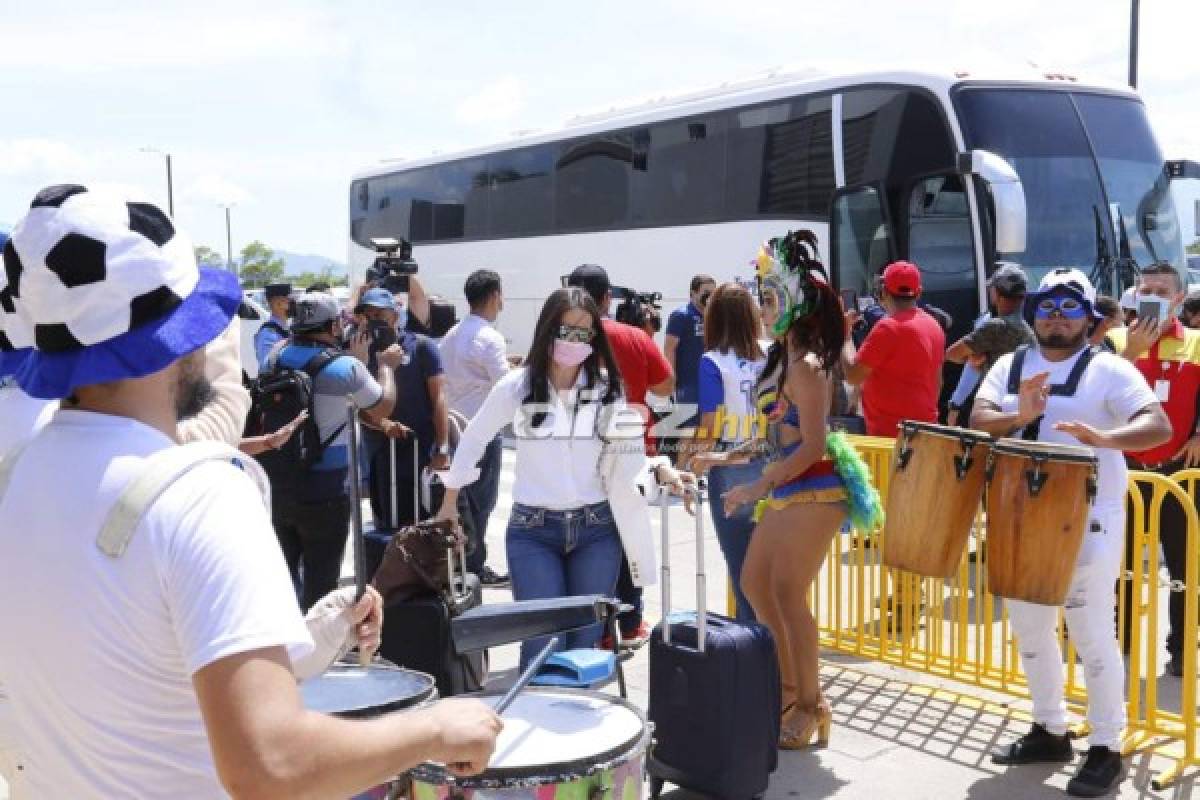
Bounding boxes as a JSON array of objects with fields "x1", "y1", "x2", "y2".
[
  {"x1": 985, "y1": 439, "x2": 1098, "y2": 605},
  {"x1": 882, "y1": 421, "x2": 992, "y2": 579}
]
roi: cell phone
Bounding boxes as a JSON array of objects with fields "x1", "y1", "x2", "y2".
[
  {"x1": 839, "y1": 288, "x2": 858, "y2": 311},
  {"x1": 1138, "y1": 297, "x2": 1168, "y2": 322},
  {"x1": 367, "y1": 319, "x2": 397, "y2": 350}
]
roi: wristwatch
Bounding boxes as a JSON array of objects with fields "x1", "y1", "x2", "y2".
[{"x1": 434, "y1": 443, "x2": 450, "y2": 456}]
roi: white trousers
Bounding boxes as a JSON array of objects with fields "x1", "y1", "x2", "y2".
[{"x1": 1005, "y1": 505, "x2": 1127, "y2": 749}]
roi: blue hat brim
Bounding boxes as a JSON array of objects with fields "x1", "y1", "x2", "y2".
[{"x1": 0, "y1": 267, "x2": 241, "y2": 400}]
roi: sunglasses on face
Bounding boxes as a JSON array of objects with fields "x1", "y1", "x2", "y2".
[
  {"x1": 1035, "y1": 296, "x2": 1087, "y2": 319},
  {"x1": 557, "y1": 324, "x2": 595, "y2": 343},
  {"x1": 698, "y1": 291, "x2": 712, "y2": 306}
]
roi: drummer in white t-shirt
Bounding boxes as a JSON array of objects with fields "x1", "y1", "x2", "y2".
[
  {"x1": 0, "y1": 188, "x2": 501, "y2": 798},
  {"x1": 971, "y1": 268, "x2": 1170, "y2": 798}
]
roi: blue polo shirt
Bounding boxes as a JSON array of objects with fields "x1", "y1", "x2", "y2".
[{"x1": 667, "y1": 302, "x2": 705, "y2": 411}]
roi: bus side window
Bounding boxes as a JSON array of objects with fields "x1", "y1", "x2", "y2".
[
  {"x1": 830, "y1": 186, "x2": 892, "y2": 296},
  {"x1": 906, "y1": 175, "x2": 974, "y2": 289}
]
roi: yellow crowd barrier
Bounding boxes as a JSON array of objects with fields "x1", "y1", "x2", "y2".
[{"x1": 727, "y1": 434, "x2": 1200, "y2": 788}]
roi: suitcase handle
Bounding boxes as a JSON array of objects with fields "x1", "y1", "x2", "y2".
[{"x1": 658, "y1": 482, "x2": 707, "y2": 653}]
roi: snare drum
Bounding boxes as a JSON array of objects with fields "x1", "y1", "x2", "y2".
[
  {"x1": 882, "y1": 421, "x2": 993, "y2": 579},
  {"x1": 985, "y1": 438, "x2": 1098, "y2": 606},
  {"x1": 408, "y1": 689, "x2": 651, "y2": 800},
  {"x1": 302, "y1": 661, "x2": 438, "y2": 800}
]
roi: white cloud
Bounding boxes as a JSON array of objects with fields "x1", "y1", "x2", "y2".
[
  {"x1": 455, "y1": 76, "x2": 527, "y2": 125},
  {"x1": 0, "y1": 139, "x2": 89, "y2": 177},
  {"x1": 184, "y1": 175, "x2": 253, "y2": 206}
]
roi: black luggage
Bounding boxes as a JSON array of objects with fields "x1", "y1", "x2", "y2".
[
  {"x1": 369, "y1": 437, "x2": 486, "y2": 697},
  {"x1": 647, "y1": 485, "x2": 781, "y2": 800}
]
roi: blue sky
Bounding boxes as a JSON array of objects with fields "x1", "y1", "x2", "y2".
[{"x1": 1, "y1": 0, "x2": 1197, "y2": 261}]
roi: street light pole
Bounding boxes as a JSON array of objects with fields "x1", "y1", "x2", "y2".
[
  {"x1": 1128, "y1": 0, "x2": 1140, "y2": 89},
  {"x1": 224, "y1": 205, "x2": 234, "y2": 276},
  {"x1": 139, "y1": 147, "x2": 174, "y2": 217}
]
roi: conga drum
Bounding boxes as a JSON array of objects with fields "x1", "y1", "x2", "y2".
[
  {"x1": 302, "y1": 660, "x2": 438, "y2": 799},
  {"x1": 407, "y1": 688, "x2": 652, "y2": 800},
  {"x1": 985, "y1": 439, "x2": 1098, "y2": 605},
  {"x1": 882, "y1": 421, "x2": 993, "y2": 579}
]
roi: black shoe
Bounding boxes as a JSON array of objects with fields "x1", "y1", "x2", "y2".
[
  {"x1": 1066, "y1": 746, "x2": 1122, "y2": 797},
  {"x1": 992, "y1": 723, "x2": 1074, "y2": 765},
  {"x1": 479, "y1": 566, "x2": 511, "y2": 588},
  {"x1": 1165, "y1": 654, "x2": 1184, "y2": 677}
]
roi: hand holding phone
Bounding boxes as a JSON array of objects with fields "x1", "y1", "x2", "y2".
[{"x1": 839, "y1": 288, "x2": 858, "y2": 311}]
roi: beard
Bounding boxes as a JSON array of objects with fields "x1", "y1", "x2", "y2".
[
  {"x1": 173, "y1": 353, "x2": 216, "y2": 421},
  {"x1": 1036, "y1": 329, "x2": 1087, "y2": 350}
]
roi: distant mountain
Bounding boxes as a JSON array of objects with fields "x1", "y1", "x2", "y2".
[{"x1": 276, "y1": 250, "x2": 346, "y2": 277}]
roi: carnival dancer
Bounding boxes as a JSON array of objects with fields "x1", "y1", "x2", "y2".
[
  {"x1": 724, "y1": 232, "x2": 882, "y2": 750},
  {"x1": 0, "y1": 186, "x2": 500, "y2": 798},
  {"x1": 971, "y1": 268, "x2": 1170, "y2": 797}
]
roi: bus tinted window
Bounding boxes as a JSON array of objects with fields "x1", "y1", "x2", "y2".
[
  {"x1": 487, "y1": 147, "x2": 555, "y2": 236},
  {"x1": 842, "y1": 89, "x2": 954, "y2": 187},
  {"x1": 428, "y1": 158, "x2": 488, "y2": 241},
  {"x1": 727, "y1": 97, "x2": 835, "y2": 219},
  {"x1": 556, "y1": 135, "x2": 633, "y2": 230},
  {"x1": 631, "y1": 116, "x2": 726, "y2": 224}
]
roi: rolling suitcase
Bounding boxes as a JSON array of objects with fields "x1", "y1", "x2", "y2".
[
  {"x1": 371, "y1": 437, "x2": 487, "y2": 696},
  {"x1": 647, "y1": 485, "x2": 780, "y2": 800}
]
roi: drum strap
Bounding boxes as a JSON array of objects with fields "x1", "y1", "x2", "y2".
[{"x1": 1006, "y1": 346, "x2": 1098, "y2": 440}]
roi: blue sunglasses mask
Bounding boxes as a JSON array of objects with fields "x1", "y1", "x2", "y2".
[{"x1": 1034, "y1": 294, "x2": 1088, "y2": 320}]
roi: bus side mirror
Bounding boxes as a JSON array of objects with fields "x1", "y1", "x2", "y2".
[
  {"x1": 1166, "y1": 160, "x2": 1200, "y2": 181},
  {"x1": 958, "y1": 150, "x2": 1027, "y2": 255}
]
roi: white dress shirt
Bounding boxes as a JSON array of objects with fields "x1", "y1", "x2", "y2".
[
  {"x1": 439, "y1": 313, "x2": 509, "y2": 419},
  {"x1": 443, "y1": 367, "x2": 627, "y2": 510}
]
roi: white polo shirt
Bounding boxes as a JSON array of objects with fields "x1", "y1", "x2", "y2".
[{"x1": 0, "y1": 410, "x2": 312, "y2": 798}]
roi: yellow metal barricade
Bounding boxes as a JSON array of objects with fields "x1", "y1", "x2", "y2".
[{"x1": 726, "y1": 434, "x2": 1200, "y2": 788}]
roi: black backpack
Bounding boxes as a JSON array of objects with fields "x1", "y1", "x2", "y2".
[{"x1": 248, "y1": 347, "x2": 344, "y2": 490}]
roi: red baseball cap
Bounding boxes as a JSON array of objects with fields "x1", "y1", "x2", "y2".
[{"x1": 882, "y1": 261, "x2": 922, "y2": 297}]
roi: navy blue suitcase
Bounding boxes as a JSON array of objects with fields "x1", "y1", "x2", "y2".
[{"x1": 647, "y1": 486, "x2": 780, "y2": 800}]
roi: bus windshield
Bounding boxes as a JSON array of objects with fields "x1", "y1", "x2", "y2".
[{"x1": 955, "y1": 88, "x2": 1184, "y2": 289}]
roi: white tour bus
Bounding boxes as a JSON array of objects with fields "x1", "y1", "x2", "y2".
[{"x1": 348, "y1": 68, "x2": 1198, "y2": 356}]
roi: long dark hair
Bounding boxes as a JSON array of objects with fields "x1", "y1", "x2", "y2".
[
  {"x1": 522, "y1": 287, "x2": 623, "y2": 427},
  {"x1": 704, "y1": 282, "x2": 764, "y2": 361}
]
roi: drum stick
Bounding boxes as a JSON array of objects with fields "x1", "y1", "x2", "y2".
[
  {"x1": 345, "y1": 401, "x2": 370, "y2": 668},
  {"x1": 495, "y1": 636, "x2": 558, "y2": 715}
]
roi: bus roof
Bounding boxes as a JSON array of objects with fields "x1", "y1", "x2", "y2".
[{"x1": 352, "y1": 67, "x2": 1138, "y2": 181}]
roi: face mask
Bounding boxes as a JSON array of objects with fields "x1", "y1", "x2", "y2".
[{"x1": 551, "y1": 339, "x2": 593, "y2": 367}]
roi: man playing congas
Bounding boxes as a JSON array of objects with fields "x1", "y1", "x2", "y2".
[{"x1": 971, "y1": 268, "x2": 1171, "y2": 798}]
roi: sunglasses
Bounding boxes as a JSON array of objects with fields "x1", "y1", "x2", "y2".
[
  {"x1": 699, "y1": 291, "x2": 712, "y2": 306},
  {"x1": 1035, "y1": 296, "x2": 1087, "y2": 319},
  {"x1": 557, "y1": 324, "x2": 595, "y2": 343}
]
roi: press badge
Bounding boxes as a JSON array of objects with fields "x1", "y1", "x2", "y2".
[{"x1": 1155, "y1": 380, "x2": 1170, "y2": 402}]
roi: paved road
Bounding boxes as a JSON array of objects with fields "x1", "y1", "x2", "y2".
[{"x1": 4, "y1": 448, "x2": 1194, "y2": 799}]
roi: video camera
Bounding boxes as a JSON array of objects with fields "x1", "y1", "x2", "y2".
[
  {"x1": 613, "y1": 286, "x2": 663, "y2": 334},
  {"x1": 367, "y1": 237, "x2": 418, "y2": 294}
]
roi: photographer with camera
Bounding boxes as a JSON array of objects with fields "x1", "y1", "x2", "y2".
[
  {"x1": 615, "y1": 287, "x2": 664, "y2": 339},
  {"x1": 568, "y1": 264, "x2": 674, "y2": 649},
  {"x1": 366, "y1": 237, "x2": 457, "y2": 339}
]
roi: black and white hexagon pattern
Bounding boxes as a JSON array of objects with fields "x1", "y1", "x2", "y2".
[{"x1": 0, "y1": 185, "x2": 196, "y2": 352}]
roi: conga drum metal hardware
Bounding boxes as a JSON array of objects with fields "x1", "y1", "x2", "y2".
[
  {"x1": 984, "y1": 439, "x2": 1098, "y2": 606},
  {"x1": 882, "y1": 421, "x2": 993, "y2": 580}
]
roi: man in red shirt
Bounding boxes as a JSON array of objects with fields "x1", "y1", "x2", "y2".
[
  {"x1": 1108, "y1": 262, "x2": 1200, "y2": 676},
  {"x1": 841, "y1": 261, "x2": 945, "y2": 437},
  {"x1": 567, "y1": 264, "x2": 674, "y2": 648}
]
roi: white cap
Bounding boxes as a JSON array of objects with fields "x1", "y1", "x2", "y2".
[
  {"x1": 1035, "y1": 268, "x2": 1097, "y2": 306},
  {"x1": 1120, "y1": 286, "x2": 1137, "y2": 311}
]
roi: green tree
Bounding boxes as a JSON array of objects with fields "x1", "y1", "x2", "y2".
[
  {"x1": 193, "y1": 245, "x2": 226, "y2": 270},
  {"x1": 1187, "y1": 238, "x2": 1200, "y2": 256},
  {"x1": 238, "y1": 241, "x2": 285, "y2": 288}
]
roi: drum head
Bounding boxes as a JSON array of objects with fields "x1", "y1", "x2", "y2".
[
  {"x1": 993, "y1": 438, "x2": 1096, "y2": 463},
  {"x1": 900, "y1": 420, "x2": 992, "y2": 444},
  {"x1": 414, "y1": 689, "x2": 648, "y2": 785},
  {"x1": 301, "y1": 663, "x2": 436, "y2": 718}
]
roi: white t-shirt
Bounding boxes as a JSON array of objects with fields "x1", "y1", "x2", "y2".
[
  {"x1": 439, "y1": 313, "x2": 509, "y2": 419},
  {"x1": 0, "y1": 410, "x2": 312, "y2": 798},
  {"x1": 977, "y1": 347, "x2": 1158, "y2": 511},
  {"x1": 0, "y1": 381, "x2": 55, "y2": 455}
]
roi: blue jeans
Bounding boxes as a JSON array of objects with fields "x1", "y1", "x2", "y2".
[
  {"x1": 463, "y1": 435, "x2": 503, "y2": 574},
  {"x1": 506, "y1": 501, "x2": 623, "y2": 667},
  {"x1": 706, "y1": 459, "x2": 766, "y2": 622}
]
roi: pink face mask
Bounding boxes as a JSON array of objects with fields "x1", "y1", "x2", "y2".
[{"x1": 551, "y1": 339, "x2": 593, "y2": 367}]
